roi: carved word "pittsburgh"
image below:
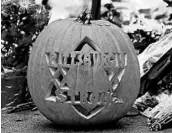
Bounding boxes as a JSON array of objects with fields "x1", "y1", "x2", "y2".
[{"x1": 49, "y1": 51, "x2": 127, "y2": 67}]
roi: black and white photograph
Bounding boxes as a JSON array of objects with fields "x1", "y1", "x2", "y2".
[{"x1": 1, "y1": 0, "x2": 172, "y2": 132}]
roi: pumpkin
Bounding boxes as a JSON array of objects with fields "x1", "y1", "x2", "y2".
[{"x1": 27, "y1": 17, "x2": 140, "y2": 125}]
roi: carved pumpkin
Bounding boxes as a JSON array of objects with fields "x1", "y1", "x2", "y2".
[{"x1": 28, "y1": 18, "x2": 140, "y2": 125}]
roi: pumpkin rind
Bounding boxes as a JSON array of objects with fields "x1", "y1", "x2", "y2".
[{"x1": 27, "y1": 18, "x2": 140, "y2": 125}]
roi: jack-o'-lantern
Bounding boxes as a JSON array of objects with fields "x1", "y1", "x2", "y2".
[{"x1": 27, "y1": 16, "x2": 140, "y2": 125}]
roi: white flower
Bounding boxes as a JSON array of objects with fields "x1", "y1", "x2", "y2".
[
  {"x1": 18, "y1": 0, "x2": 35, "y2": 12},
  {"x1": 1, "y1": 0, "x2": 12, "y2": 5}
]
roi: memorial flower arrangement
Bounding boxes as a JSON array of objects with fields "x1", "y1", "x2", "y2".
[
  {"x1": 1, "y1": 0, "x2": 49, "y2": 69},
  {"x1": 1, "y1": 0, "x2": 49, "y2": 110}
]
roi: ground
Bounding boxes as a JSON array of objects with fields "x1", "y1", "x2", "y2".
[{"x1": 1, "y1": 110, "x2": 172, "y2": 133}]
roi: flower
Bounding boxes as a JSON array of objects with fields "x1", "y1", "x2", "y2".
[
  {"x1": 18, "y1": 0, "x2": 35, "y2": 12},
  {"x1": 1, "y1": 0, "x2": 13, "y2": 17},
  {"x1": 1, "y1": 0, "x2": 12, "y2": 5}
]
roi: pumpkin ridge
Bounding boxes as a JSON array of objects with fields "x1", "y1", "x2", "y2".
[
  {"x1": 96, "y1": 25, "x2": 111, "y2": 52},
  {"x1": 52, "y1": 22, "x2": 75, "y2": 124},
  {"x1": 55, "y1": 22, "x2": 81, "y2": 124},
  {"x1": 31, "y1": 20, "x2": 68, "y2": 123},
  {"x1": 68, "y1": 22, "x2": 82, "y2": 53},
  {"x1": 109, "y1": 25, "x2": 136, "y2": 62},
  {"x1": 36, "y1": 26, "x2": 61, "y2": 102},
  {"x1": 102, "y1": 26, "x2": 121, "y2": 53},
  {"x1": 58, "y1": 22, "x2": 76, "y2": 52},
  {"x1": 28, "y1": 22, "x2": 58, "y2": 102},
  {"x1": 107, "y1": 26, "x2": 127, "y2": 53},
  {"x1": 90, "y1": 24, "x2": 104, "y2": 52},
  {"x1": 109, "y1": 26, "x2": 140, "y2": 103},
  {"x1": 46, "y1": 21, "x2": 68, "y2": 52},
  {"x1": 109, "y1": 25, "x2": 140, "y2": 87},
  {"x1": 89, "y1": 24, "x2": 103, "y2": 121}
]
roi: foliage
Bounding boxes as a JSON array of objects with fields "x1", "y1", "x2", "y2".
[
  {"x1": 1, "y1": 0, "x2": 50, "y2": 69},
  {"x1": 1, "y1": 0, "x2": 50, "y2": 109},
  {"x1": 101, "y1": 3, "x2": 122, "y2": 27},
  {"x1": 101, "y1": 0, "x2": 172, "y2": 54},
  {"x1": 158, "y1": 71, "x2": 172, "y2": 93}
]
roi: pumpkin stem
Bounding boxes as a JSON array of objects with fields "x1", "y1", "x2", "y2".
[{"x1": 76, "y1": 8, "x2": 92, "y2": 24}]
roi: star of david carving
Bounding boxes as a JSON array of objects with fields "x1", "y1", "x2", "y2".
[{"x1": 45, "y1": 36, "x2": 127, "y2": 119}]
